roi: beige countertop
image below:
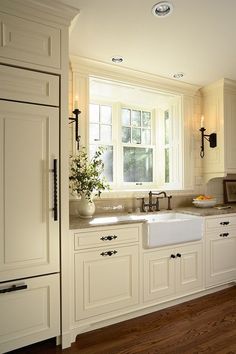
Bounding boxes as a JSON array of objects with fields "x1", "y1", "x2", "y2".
[{"x1": 70, "y1": 205, "x2": 236, "y2": 230}]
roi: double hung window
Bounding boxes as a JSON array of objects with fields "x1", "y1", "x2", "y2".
[{"x1": 88, "y1": 79, "x2": 182, "y2": 191}]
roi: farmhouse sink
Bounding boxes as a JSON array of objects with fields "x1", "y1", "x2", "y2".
[{"x1": 139, "y1": 213, "x2": 204, "y2": 248}]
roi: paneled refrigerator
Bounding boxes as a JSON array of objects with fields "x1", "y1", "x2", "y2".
[{"x1": 0, "y1": 65, "x2": 60, "y2": 353}]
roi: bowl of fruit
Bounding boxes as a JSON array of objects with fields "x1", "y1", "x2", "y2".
[{"x1": 192, "y1": 195, "x2": 217, "y2": 208}]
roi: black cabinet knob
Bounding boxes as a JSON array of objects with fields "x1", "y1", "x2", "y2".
[
  {"x1": 170, "y1": 254, "x2": 176, "y2": 258},
  {"x1": 176, "y1": 253, "x2": 181, "y2": 257}
]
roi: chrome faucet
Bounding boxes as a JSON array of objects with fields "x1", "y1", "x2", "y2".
[{"x1": 137, "y1": 191, "x2": 172, "y2": 212}]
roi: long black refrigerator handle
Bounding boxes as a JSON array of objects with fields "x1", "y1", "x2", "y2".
[{"x1": 53, "y1": 159, "x2": 58, "y2": 221}]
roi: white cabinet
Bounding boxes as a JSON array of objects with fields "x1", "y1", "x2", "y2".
[
  {"x1": 201, "y1": 79, "x2": 236, "y2": 181},
  {"x1": 205, "y1": 215, "x2": 236, "y2": 287},
  {"x1": 0, "y1": 274, "x2": 60, "y2": 353},
  {"x1": 143, "y1": 243, "x2": 203, "y2": 303},
  {"x1": 0, "y1": 12, "x2": 61, "y2": 69},
  {"x1": 0, "y1": 100, "x2": 59, "y2": 282},
  {"x1": 72, "y1": 224, "x2": 140, "y2": 323}
]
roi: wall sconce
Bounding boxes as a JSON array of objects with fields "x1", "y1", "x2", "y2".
[
  {"x1": 69, "y1": 96, "x2": 81, "y2": 150},
  {"x1": 199, "y1": 116, "x2": 217, "y2": 158}
]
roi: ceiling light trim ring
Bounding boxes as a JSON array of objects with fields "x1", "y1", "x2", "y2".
[
  {"x1": 112, "y1": 56, "x2": 124, "y2": 64},
  {"x1": 152, "y1": 2, "x2": 174, "y2": 17}
]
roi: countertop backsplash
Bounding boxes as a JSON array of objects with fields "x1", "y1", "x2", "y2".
[{"x1": 69, "y1": 195, "x2": 195, "y2": 216}]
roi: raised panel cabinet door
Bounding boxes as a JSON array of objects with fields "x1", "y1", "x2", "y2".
[
  {"x1": 225, "y1": 92, "x2": 236, "y2": 172},
  {"x1": 176, "y1": 244, "x2": 203, "y2": 295},
  {"x1": 74, "y1": 245, "x2": 139, "y2": 320},
  {"x1": 0, "y1": 101, "x2": 59, "y2": 281},
  {"x1": 0, "y1": 65, "x2": 59, "y2": 106},
  {"x1": 0, "y1": 274, "x2": 60, "y2": 353},
  {"x1": 206, "y1": 235, "x2": 236, "y2": 287},
  {"x1": 143, "y1": 249, "x2": 175, "y2": 303},
  {"x1": 0, "y1": 12, "x2": 60, "y2": 69}
]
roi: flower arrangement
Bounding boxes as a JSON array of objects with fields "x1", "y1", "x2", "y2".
[{"x1": 69, "y1": 147, "x2": 110, "y2": 202}]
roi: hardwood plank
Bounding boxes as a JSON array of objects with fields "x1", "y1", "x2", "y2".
[{"x1": 9, "y1": 286, "x2": 236, "y2": 354}]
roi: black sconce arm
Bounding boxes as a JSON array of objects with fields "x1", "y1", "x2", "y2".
[
  {"x1": 199, "y1": 127, "x2": 217, "y2": 158},
  {"x1": 69, "y1": 108, "x2": 81, "y2": 150}
]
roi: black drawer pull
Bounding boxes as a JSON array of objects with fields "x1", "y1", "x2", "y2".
[
  {"x1": 220, "y1": 221, "x2": 230, "y2": 225},
  {"x1": 0, "y1": 284, "x2": 27, "y2": 294},
  {"x1": 100, "y1": 250, "x2": 118, "y2": 257},
  {"x1": 176, "y1": 253, "x2": 181, "y2": 257},
  {"x1": 100, "y1": 235, "x2": 118, "y2": 241},
  {"x1": 220, "y1": 233, "x2": 229, "y2": 237},
  {"x1": 170, "y1": 254, "x2": 176, "y2": 259}
]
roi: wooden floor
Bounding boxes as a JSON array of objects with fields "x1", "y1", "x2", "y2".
[{"x1": 10, "y1": 286, "x2": 236, "y2": 354}]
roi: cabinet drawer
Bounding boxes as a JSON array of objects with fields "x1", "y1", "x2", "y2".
[
  {"x1": 0, "y1": 12, "x2": 60, "y2": 69},
  {"x1": 206, "y1": 228, "x2": 236, "y2": 239},
  {"x1": 205, "y1": 215, "x2": 236, "y2": 230},
  {"x1": 74, "y1": 224, "x2": 140, "y2": 250},
  {"x1": 0, "y1": 65, "x2": 59, "y2": 106},
  {"x1": 0, "y1": 274, "x2": 60, "y2": 353}
]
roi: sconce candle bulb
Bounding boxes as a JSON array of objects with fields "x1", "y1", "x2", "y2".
[{"x1": 74, "y1": 95, "x2": 79, "y2": 109}]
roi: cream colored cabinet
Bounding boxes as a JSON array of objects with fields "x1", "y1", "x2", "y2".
[
  {"x1": 0, "y1": 100, "x2": 59, "y2": 282},
  {"x1": 143, "y1": 243, "x2": 203, "y2": 303},
  {"x1": 0, "y1": 65, "x2": 59, "y2": 106},
  {"x1": 72, "y1": 224, "x2": 140, "y2": 323},
  {"x1": 205, "y1": 215, "x2": 236, "y2": 287},
  {"x1": 0, "y1": 274, "x2": 60, "y2": 353},
  {"x1": 201, "y1": 79, "x2": 236, "y2": 181},
  {"x1": 0, "y1": 12, "x2": 61, "y2": 69}
]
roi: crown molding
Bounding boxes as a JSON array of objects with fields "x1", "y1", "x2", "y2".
[
  {"x1": 0, "y1": 0, "x2": 80, "y2": 26},
  {"x1": 70, "y1": 55, "x2": 201, "y2": 97}
]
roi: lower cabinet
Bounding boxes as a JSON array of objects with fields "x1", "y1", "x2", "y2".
[
  {"x1": 74, "y1": 244, "x2": 139, "y2": 320},
  {"x1": 143, "y1": 243, "x2": 203, "y2": 303},
  {"x1": 0, "y1": 274, "x2": 60, "y2": 353},
  {"x1": 72, "y1": 224, "x2": 141, "y2": 323},
  {"x1": 206, "y1": 231, "x2": 236, "y2": 287}
]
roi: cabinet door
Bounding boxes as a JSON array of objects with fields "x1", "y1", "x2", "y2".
[
  {"x1": 206, "y1": 232, "x2": 236, "y2": 287},
  {"x1": 0, "y1": 101, "x2": 59, "y2": 281},
  {"x1": 0, "y1": 274, "x2": 60, "y2": 353},
  {"x1": 176, "y1": 244, "x2": 203, "y2": 295},
  {"x1": 225, "y1": 91, "x2": 236, "y2": 173},
  {"x1": 143, "y1": 249, "x2": 175, "y2": 303},
  {"x1": 0, "y1": 12, "x2": 60, "y2": 69},
  {"x1": 74, "y1": 245, "x2": 139, "y2": 320}
]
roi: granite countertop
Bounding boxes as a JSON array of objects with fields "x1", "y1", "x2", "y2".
[{"x1": 70, "y1": 205, "x2": 236, "y2": 230}]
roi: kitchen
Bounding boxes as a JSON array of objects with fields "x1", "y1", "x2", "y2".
[{"x1": 1, "y1": 0, "x2": 236, "y2": 353}]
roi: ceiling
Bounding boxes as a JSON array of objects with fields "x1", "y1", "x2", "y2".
[{"x1": 67, "y1": 0, "x2": 236, "y2": 87}]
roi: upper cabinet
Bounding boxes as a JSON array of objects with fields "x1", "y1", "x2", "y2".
[
  {"x1": 0, "y1": 12, "x2": 61, "y2": 69},
  {"x1": 201, "y1": 79, "x2": 236, "y2": 182}
]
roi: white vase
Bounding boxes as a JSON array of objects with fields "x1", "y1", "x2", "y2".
[{"x1": 78, "y1": 194, "x2": 95, "y2": 218}]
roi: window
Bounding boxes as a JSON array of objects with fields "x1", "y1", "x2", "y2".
[
  {"x1": 89, "y1": 103, "x2": 114, "y2": 182},
  {"x1": 121, "y1": 108, "x2": 153, "y2": 183},
  {"x1": 89, "y1": 78, "x2": 182, "y2": 191}
]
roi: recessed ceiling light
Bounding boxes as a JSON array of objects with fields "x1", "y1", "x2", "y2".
[
  {"x1": 173, "y1": 72, "x2": 185, "y2": 79},
  {"x1": 152, "y1": 2, "x2": 173, "y2": 17},
  {"x1": 111, "y1": 56, "x2": 124, "y2": 63}
]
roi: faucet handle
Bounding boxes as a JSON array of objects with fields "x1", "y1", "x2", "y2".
[
  {"x1": 136, "y1": 197, "x2": 147, "y2": 212},
  {"x1": 167, "y1": 195, "x2": 172, "y2": 210}
]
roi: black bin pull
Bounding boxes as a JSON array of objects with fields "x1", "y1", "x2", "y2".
[{"x1": 0, "y1": 283, "x2": 28, "y2": 294}]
